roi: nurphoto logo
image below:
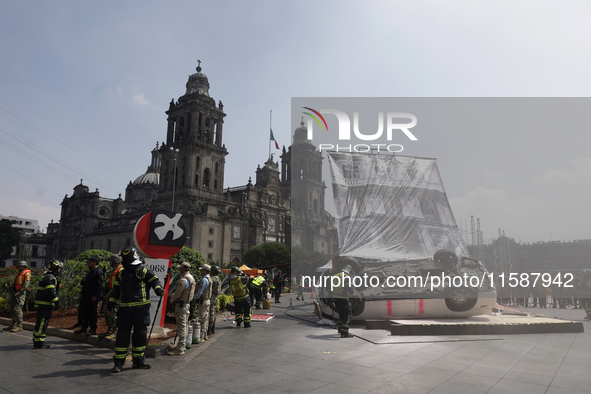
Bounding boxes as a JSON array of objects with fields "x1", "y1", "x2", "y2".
[{"x1": 302, "y1": 107, "x2": 418, "y2": 153}]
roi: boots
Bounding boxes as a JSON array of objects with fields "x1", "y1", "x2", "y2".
[{"x1": 10, "y1": 324, "x2": 23, "y2": 332}]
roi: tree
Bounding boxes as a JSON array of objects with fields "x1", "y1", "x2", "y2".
[
  {"x1": 243, "y1": 242, "x2": 290, "y2": 271},
  {"x1": 0, "y1": 221, "x2": 20, "y2": 265},
  {"x1": 291, "y1": 246, "x2": 333, "y2": 275}
]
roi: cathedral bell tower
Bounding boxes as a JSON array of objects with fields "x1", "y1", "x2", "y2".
[{"x1": 158, "y1": 61, "x2": 228, "y2": 210}]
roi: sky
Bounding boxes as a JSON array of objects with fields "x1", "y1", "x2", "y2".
[{"x1": 1, "y1": 1, "x2": 591, "y2": 244}]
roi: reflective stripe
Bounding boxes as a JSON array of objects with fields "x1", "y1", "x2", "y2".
[{"x1": 119, "y1": 300, "x2": 151, "y2": 308}]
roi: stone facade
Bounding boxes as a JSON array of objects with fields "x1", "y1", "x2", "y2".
[{"x1": 47, "y1": 63, "x2": 337, "y2": 264}]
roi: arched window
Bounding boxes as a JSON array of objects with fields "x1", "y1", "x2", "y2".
[
  {"x1": 195, "y1": 174, "x2": 199, "y2": 188},
  {"x1": 203, "y1": 168, "x2": 211, "y2": 189},
  {"x1": 196, "y1": 156, "x2": 201, "y2": 170}
]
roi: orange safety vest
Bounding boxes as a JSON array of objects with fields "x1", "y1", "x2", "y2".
[
  {"x1": 107, "y1": 265, "x2": 124, "y2": 290},
  {"x1": 13, "y1": 269, "x2": 31, "y2": 291}
]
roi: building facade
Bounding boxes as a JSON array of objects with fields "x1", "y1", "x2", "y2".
[{"x1": 47, "y1": 63, "x2": 337, "y2": 264}]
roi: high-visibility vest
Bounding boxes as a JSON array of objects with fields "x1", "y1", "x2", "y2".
[
  {"x1": 107, "y1": 265, "x2": 124, "y2": 290},
  {"x1": 13, "y1": 269, "x2": 31, "y2": 291},
  {"x1": 230, "y1": 276, "x2": 247, "y2": 299},
  {"x1": 250, "y1": 276, "x2": 265, "y2": 288}
]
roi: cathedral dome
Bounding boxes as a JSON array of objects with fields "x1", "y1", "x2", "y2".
[
  {"x1": 133, "y1": 172, "x2": 159, "y2": 185},
  {"x1": 293, "y1": 120, "x2": 310, "y2": 145},
  {"x1": 185, "y1": 61, "x2": 210, "y2": 96}
]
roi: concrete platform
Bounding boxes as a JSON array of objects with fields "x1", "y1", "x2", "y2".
[{"x1": 384, "y1": 313, "x2": 584, "y2": 335}]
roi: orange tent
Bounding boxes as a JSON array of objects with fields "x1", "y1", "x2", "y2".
[{"x1": 221, "y1": 264, "x2": 264, "y2": 276}]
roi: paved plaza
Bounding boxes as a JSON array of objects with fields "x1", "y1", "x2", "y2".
[{"x1": 1, "y1": 296, "x2": 590, "y2": 394}]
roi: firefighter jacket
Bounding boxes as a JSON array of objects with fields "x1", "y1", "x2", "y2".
[
  {"x1": 170, "y1": 272, "x2": 196, "y2": 304},
  {"x1": 13, "y1": 269, "x2": 32, "y2": 294},
  {"x1": 248, "y1": 275, "x2": 268, "y2": 294},
  {"x1": 331, "y1": 271, "x2": 353, "y2": 299},
  {"x1": 107, "y1": 264, "x2": 163, "y2": 309},
  {"x1": 230, "y1": 274, "x2": 249, "y2": 301},
  {"x1": 35, "y1": 271, "x2": 59, "y2": 307}
]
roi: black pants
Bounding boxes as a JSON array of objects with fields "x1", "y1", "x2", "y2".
[
  {"x1": 114, "y1": 305, "x2": 150, "y2": 366},
  {"x1": 234, "y1": 297, "x2": 252, "y2": 327},
  {"x1": 81, "y1": 298, "x2": 98, "y2": 331},
  {"x1": 274, "y1": 287, "x2": 282, "y2": 302},
  {"x1": 33, "y1": 306, "x2": 52, "y2": 346},
  {"x1": 333, "y1": 298, "x2": 352, "y2": 335},
  {"x1": 249, "y1": 288, "x2": 263, "y2": 308}
]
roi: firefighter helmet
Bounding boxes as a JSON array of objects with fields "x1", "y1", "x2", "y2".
[
  {"x1": 231, "y1": 266, "x2": 241, "y2": 275},
  {"x1": 47, "y1": 260, "x2": 63, "y2": 274},
  {"x1": 341, "y1": 265, "x2": 352, "y2": 274},
  {"x1": 119, "y1": 247, "x2": 140, "y2": 267},
  {"x1": 16, "y1": 260, "x2": 27, "y2": 267},
  {"x1": 210, "y1": 265, "x2": 220, "y2": 275}
]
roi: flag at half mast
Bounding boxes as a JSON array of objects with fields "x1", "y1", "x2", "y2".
[{"x1": 270, "y1": 128, "x2": 280, "y2": 149}]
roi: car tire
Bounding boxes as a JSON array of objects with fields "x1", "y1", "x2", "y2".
[
  {"x1": 444, "y1": 286, "x2": 478, "y2": 312},
  {"x1": 335, "y1": 256, "x2": 361, "y2": 274}
]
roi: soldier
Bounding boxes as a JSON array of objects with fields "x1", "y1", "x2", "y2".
[
  {"x1": 331, "y1": 265, "x2": 354, "y2": 338},
  {"x1": 4, "y1": 261, "x2": 31, "y2": 332},
  {"x1": 193, "y1": 264, "x2": 211, "y2": 341},
  {"x1": 33, "y1": 260, "x2": 63, "y2": 349},
  {"x1": 167, "y1": 262, "x2": 196, "y2": 356},
  {"x1": 207, "y1": 265, "x2": 221, "y2": 336},
  {"x1": 107, "y1": 247, "x2": 164, "y2": 373},
  {"x1": 102, "y1": 254, "x2": 123, "y2": 340},
  {"x1": 229, "y1": 267, "x2": 251, "y2": 328}
]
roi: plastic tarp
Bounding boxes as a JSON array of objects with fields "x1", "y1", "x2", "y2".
[{"x1": 327, "y1": 152, "x2": 469, "y2": 261}]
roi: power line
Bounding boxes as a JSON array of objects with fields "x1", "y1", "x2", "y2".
[
  {"x1": 0, "y1": 162, "x2": 62, "y2": 198},
  {"x1": 0, "y1": 105, "x2": 130, "y2": 183},
  {"x1": 0, "y1": 124, "x2": 122, "y2": 195}
]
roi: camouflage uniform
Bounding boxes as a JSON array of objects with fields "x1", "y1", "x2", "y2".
[
  {"x1": 4, "y1": 261, "x2": 31, "y2": 332},
  {"x1": 208, "y1": 271, "x2": 220, "y2": 335},
  {"x1": 104, "y1": 255, "x2": 123, "y2": 339}
]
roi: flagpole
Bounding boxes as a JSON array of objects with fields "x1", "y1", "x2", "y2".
[{"x1": 269, "y1": 110, "x2": 272, "y2": 160}]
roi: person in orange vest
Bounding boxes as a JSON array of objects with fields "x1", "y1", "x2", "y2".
[
  {"x1": 102, "y1": 254, "x2": 123, "y2": 340},
  {"x1": 4, "y1": 261, "x2": 31, "y2": 332}
]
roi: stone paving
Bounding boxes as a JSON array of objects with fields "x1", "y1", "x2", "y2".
[{"x1": 1, "y1": 295, "x2": 590, "y2": 394}]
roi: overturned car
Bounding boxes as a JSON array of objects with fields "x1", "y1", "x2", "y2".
[{"x1": 315, "y1": 152, "x2": 496, "y2": 320}]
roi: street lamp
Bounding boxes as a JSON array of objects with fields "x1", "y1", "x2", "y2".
[{"x1": 170, "y1": 147, "x2": 179, "y2": 211}]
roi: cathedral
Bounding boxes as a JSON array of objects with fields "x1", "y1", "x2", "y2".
[{"x1": 47, "y1": 63, "x2": 336, "y2": 265}]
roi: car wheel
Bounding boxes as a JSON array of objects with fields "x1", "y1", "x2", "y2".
[{"x1": 444, "y1": 286, "x2": 478, "y2": 312}]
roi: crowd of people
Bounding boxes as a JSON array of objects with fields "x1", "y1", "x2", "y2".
[{"x1": 495, "y1": 270, "x2": 591, "y2": 318}]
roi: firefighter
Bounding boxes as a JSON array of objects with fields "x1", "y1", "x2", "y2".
[
  {"x1": 4, "y1": 261, "x2": 31, "y2": 332},
  {"x1": 207, "y1": 265, "x2": 221, "y2": 336},
  {"x1": 33, "y1": 260, "x2": 63, "y2": 349},
  {"x1": 102, "y1": 254, "x2": 123, "y2": 340},
  {"x1": 229, "y1": 267, "x2": 251, "y2": 328},
  {"x1": 107, "y1": 247, "x2": 164, "y2": 373},
  {"x1": 331, "y1": 265, "x2": 354, "y2": 338},
  {"x1": 248, "y1": 273, "x2": 268, "y2": 309}
]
